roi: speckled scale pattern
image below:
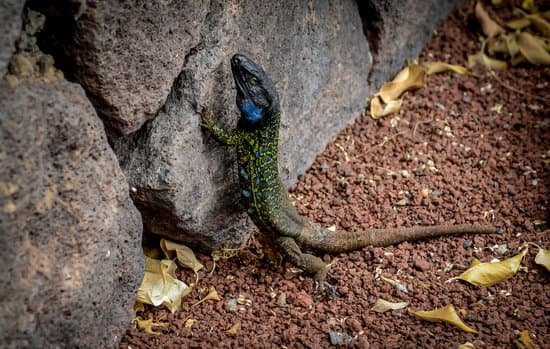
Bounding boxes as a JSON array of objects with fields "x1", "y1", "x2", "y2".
[{"x1": 235, "y1": 113, "x2": 305, "y2": 239}]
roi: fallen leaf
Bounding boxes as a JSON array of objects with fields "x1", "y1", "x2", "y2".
[
  {"x1": 475, "y1": 2, "x2": 504, "y2": 37},
  {"x1": 527, "y1": 14, "x2": 550, "y2": 37},
  {"x1": 134, "y1": 316, "x2": 169, "y2": 335},
  {"x1": 414, "y1": 304, "x2": 478, "y2": 333},
  {"x1": 370, "y1": 96, "x2": 403, "y2": 119},
  {"x1": 517, "y1": 32, "x2": 550, "y2": 65},
  {"x1": 378, "y1": 65, "x2": 427, "y2": 103},
  {"x1": 521, "y1": 0, "x2": 538, "y2": 14},
  {"x1": 184, "y1": 319, "x2": 196, "y2": 328},
  {"x1": 160, "y1": 239, "x2": 204, "y2": 284},
  {"x1": 422, "y1": 61, "x2": 467, "y2": 75},
  {"x1": 515, "y1": 330, "x2": 536, "y2": 349},
  {"x1": 371, "y1": 299, "x2": 408, "y2": 313},
  {"x1": 447, "y1": 246, "x2": 528, "y2": 286},
  {"x1": 226, "y1": 321, "x2": 241, "y2": 336},
  {"x1": 534, "y1": 246, "x2": 550, "y2": 271},
  {"x1": 506, "y1": 17, "x2": 532, "y2": 30},
  {"x1": 134, "y1": 301, "x2": 145, "y2": 313},
  {"x1": 192, "y1": 286, "x2": 221, "y2": 307},
  {"x1": 458, "y1": 342, "x2": 475, "y2": 349},
  {"x1": 136, "y1": 257, "x2": 190, "y2": 313},
  {"x1": 504, "y1": 33, "x2": 520, "y2": 57},
  {"x1": 468, "y1": 50, "x2": 508, "y2": 70}
]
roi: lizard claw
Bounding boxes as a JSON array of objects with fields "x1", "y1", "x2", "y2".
[
  {"x1": 323, "y1": 281, "x2": 342, "y2": 298},
  {"x1": 313, "y1": 280, "x2": 341, "y2": 299},
  {"x1": 199, "y1": 105, "x2": 214, "y2": 128}
]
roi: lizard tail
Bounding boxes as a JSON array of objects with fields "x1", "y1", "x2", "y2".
[{"x1": 298, "y1": 223, "x2": 498, "y2": 254}]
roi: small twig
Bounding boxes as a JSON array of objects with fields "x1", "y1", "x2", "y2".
[
  {"x1": 488, "y1": 71, "x2": 549, "y2": 102},
  {"x1": 377, "y1": 132, "x2": 403, "y2": 147}
]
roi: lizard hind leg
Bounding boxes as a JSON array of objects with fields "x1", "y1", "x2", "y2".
[{"x1": 276, "y1": 236, "x2": 329, "y2": 292}]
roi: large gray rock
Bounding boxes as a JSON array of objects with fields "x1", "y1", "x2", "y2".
[
  {"x1": 0, "y1": 74, "x2": 143, "y2": 347},
  {"x1": 113, "y1": 0, "x2": 459, "y2": 251},
  {"x1": 29, "y1": 0, "x2": 209, "y2": 135},
  {"x1": 28, "y1": 0, "x2": 458, "y2": 251},
  {"x1": 113, "y1": 0, "x2": 372, "y2": 250},
  {"x1": 357, "y1": 0, "x2": 459, "y2": 88},
  {"x1": 0, "y1": 0, "x2": 25, "y2": 77}
]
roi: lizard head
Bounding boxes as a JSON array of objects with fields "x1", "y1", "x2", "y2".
[{"x1": 231, "y1": 54, "x2": 279, "y2": 127}]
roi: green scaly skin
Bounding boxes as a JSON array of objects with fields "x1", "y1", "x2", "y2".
[{"x1": 202, "y1": 54, "x2": 497, "y2": 291}]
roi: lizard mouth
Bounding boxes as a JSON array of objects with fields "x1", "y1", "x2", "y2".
[{"x1": 231, "y1": 54, "x2": 254, "y2": 99}]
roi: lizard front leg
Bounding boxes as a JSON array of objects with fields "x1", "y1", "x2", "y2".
[{"x1": 200, "y1": 106, "x2": 240, "y2": 146}]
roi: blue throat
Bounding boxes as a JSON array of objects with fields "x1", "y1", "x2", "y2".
[{"x1": 241, "y1": 100, "x2": 262, "y2": 123}]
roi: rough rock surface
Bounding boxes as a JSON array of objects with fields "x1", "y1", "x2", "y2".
[
  {"x1": 114, "y1": 0, "x2": 459, "y2": 251},
  {"x1": 0, "y1": 0, "x2": 25, "y2": 77},
  {"x1": 357, "y1": 0, "x2": 458, "y2": 88},
  {"x1": 114, "y1": 0, "x2": 370, "y2": 250},
  {"x1": 30, "y1": 0, "x2": 209, "y2": 134},
  {"x1": 0, "y1": 74, "x2": 143, "y2": 347}
]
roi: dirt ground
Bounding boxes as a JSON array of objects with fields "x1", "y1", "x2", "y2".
[{"x1": 121, "y1": 2, "x2": 549, "y2": 348}]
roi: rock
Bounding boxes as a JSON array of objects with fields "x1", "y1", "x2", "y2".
[
  {"x1": 28, "y1": 1, "x2": 458, "y2": 251},
  {"x1": 114, "y1": 1, "x2": 371, "y2": 250},
  {"x1": 412, "y1": 255, "x2": 431, "y2": 272},
  {"x1": 28, "y1": 0, "x2": 209, "y2": 135},
  {"x1": 357, "y1": 0, "x2": 458, "y2": 88},
  {"x1": 0, "y1": 0, "x2": 25, "y2": 77},
  {"x1": 329, "y1": 331, "x2": 352, "y2": 346},
  {"x1": 293, "y1": 290, "x2": 314, "y2": 308},
  {"x1": 0, "y1": 76, "x2": 143, "y2": 347}
]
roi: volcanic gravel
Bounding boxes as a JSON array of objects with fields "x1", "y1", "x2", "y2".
[{"x1": 121, "y1": 2, "x2": 549, "y2": 348}]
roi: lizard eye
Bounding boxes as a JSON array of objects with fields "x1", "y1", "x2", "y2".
[{"x1": 250, "y1": 77, "x2": 259, "y2": 85}]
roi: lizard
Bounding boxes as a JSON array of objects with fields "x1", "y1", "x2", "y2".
[{"x1": 201, "y1": 53, "x2": 497, "y2": 291}]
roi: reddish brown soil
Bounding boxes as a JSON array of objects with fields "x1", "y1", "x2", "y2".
[{"x1": 121, "y1": 3, "x2": 549, "y2": 348}]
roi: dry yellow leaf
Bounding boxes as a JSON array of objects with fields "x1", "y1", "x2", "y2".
[
  {"x1": 161, "y1": 239, "x2": 204, "y2": 284},
  {"x1": 487, "y1": 36, "x2": 508, "y2": 56},
  {"x1": 527, "y1": 14, "x2": 550, "y2": 37},
  {"x1": 534, "y1": 246, "x2": 550, "y2": 272},
  {"x1": 515, "y1": 330, "x2": 536, "y2": 349},
  {"x1": 370, "y1": 96, "x2": 403, "y2": 119},
  {"x1": 506, "y1": 17, "x2": 532, "y2": 30},
  {"x1": 447, "y1": 246, "x2": 528, "y2": 286},
  {"x1": 521, "y1": 0, "x2": 538, "y2": 14},
  {"x1": 136, "y1": 257, "x2": 190, "y2": 313},
  {"x1": 378, "y1": 65, "x2": 426, "y2": 103},
  {"x1": 134, "y1": 316, "x2": 169, "y2": 335},
  {"x1": 184, "y1": 319, "x2": 196, "y2": 328},
  {"x1": 504, "y1": 33, "x2": 520, "y2": 57},
  {"x1": 134, "y1": 301, "x2": 145, "y2": 313},
  {"x1": 468, "y1": 51, "x2": 508, "y2": 70},
  {"x1": 371, "y1": 299, "x2": 408, "y2": 313},
  {"x1": 414, "y1": 304, "x2": 478, "y2": 333},
  {"x1": 226, "y1": 321, "x2": 241, "y2": 336},
  {"x1": 458, "y1": 342, "x2": 475, "y2": 349},
  {"x1": 474, "y1": 2, "x2": 504, "y2": 37},
  {"x1": 192, "y1": 286, "x2": 221, "y2": 307},
  {"x1": 422, "y1": 62, "x2": 467, "y2": 75},
  {"x1": 517, "y1": 32, "x2": 550, "y2": 65}
]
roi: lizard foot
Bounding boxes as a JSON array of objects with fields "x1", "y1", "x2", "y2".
[
  {"x1": 199, "y1": 105, "x2": 214, "y2": 128},
  {"x1": 323, "y1": 281, "x2": 342, "y2": 298}
]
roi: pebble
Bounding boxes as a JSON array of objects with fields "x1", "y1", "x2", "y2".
[
  {"x1": 293, "y1": 290, "x2": 313, "y2": 308},
  {"x1": 226, "y1": 299, "x2": 238, "y2": 312},
  {"x1": 328, "y1": 332, "x2": 352, "y2": 346}
]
